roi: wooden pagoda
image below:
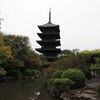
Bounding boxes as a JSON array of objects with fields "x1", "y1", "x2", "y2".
[{"x1": 35, "y1": 9, "x2": 61, "y2": 61}]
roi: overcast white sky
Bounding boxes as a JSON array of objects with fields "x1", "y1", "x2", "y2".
[{"x1": 0, "y1": 0, "x2": 100, "y2": 51}]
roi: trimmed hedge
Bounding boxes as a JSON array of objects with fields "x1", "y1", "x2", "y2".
[
  {"x1": 32, "y1": 70, "x2": 39, "y2": 77},
  {"x1": 61, "y1": 68, "x2": 85, "y2": 89},
  {"x1": 52, "y1": 70, "x2": 63, "y2": 78},
  {"x1": 24, "y1": 69, "x2": 32, "y2": 76},
  {"x1": 48, "y1": 78, "x2": 73, "y2": 97}
]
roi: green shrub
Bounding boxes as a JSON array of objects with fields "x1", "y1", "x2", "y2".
[
  {"x1": 52, "y1": 70, "x2": 63, "y2": 78},
  {"x1": 61, "y1": 68, "x2": 85, "y2": 89},
  {"x1": 48, "y1": 78, "x2": 55, "y2": 91},
  {"x1": 32, "y1": 70, "x2": 39, "y2": 77},
  {"x1": 48, "y1": 78, "x2": 73, "y2": 97},
  {"x1": 10, "y1": 70, "x2": 22, "y2": 79},
  {"x1": 24, "y1": 69, "x2": 32, "y2": 76}
]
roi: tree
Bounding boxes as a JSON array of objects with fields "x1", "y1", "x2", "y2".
[
  {"x1": 3, "y1": 34, "x2": 42, "y2": 76},
  {"x1": 4, "y1": 34, "x2": 31, "y2": 58},
  {"x1": 20, "y1": 55, "x2": 41, "y2": 70},
  {"x1": 0, "y1": 33, "x2": 12, "y2": 76},
  {"x1": 91, "y1": 57, "x2": 100, "y2": 76},
  {"x1": 0, "y1": 67, "x2": 7, "y2": 76}
]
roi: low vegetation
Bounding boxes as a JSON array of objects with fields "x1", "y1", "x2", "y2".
[
  {"x1": 48, "y1": 68, "x2": 85, "y2": 96},
  {"x1": 48, "y1": 78, "x2": 73, "y2": 97},
  {"x1": 61, "y1": 69, "x2": 85, "y2": 89}
]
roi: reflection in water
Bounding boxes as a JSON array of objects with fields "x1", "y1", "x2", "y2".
[
  {"x1": 30, "y1": 92, "x2": 40, "y2": 100},
  {"x1": 0, "y1": 79, "x2": 61, "y2": 100}
]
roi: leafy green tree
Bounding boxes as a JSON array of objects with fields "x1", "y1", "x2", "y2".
[
  {"x1": 0, "y1": 33, "x2": 12, "y2": 76},
  {"x1": 91, "y1": 57, "x2": 100, "y2": 76},
  {"x1": 0, "y1": 33, "x2": 12, "y2": 62},
  {"x1": 0, "y1": 67, "x2": 7, "y2": 76},
  {"x1": 20, "y1": 55, "x2": 41, "y2": 70},
  {"x1": 4, "y1": 34, "x2": 41, "y2": 68},
  {"x1": 80, "y1": 49, "x2": 100, "y2": 64},
  {"x1": 4, "y1": 59, "x2": 24, "y2": 70},
  {"x1": 60, "y1": 49, "x2": 75, "y2": 57},
  {"x1": 4, "y1": 35, "x2": 31, "y2": 58}
]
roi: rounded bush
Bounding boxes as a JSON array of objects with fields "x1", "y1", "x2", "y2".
[
  {"x1": 48, "y1": 78, "x2": 55, "y2": 91},
  {"x1": 10, "y1": 70, "x2": 22, "y2": 79},
  {"x1": 52, "y1": 70, "x2": 63, "y2": 78},
  {"x1": 48, "y1": 78, "x2": 73, "y2": 97},
  {"x1": 61, "y1": 68, "x2": 85, "y2": 89},
  {"x1": 24, "y1": 69, "x2": 32, "y2": 76},
  {"x1": 32, "y1": 70, "x2": 39, "y2": 77}
]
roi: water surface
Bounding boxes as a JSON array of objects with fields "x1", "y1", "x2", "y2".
[{"x1": 0, "y1": 79, "x2": 61, "y2": 100}]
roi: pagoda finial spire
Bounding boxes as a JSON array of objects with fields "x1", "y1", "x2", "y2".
[{"x1": 49, "y1": 8, "x2": 51, "y2": 23}]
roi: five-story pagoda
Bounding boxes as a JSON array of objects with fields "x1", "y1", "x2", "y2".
[{"x1": 35, "y1": 9, "x2": 61, "y2": 61}]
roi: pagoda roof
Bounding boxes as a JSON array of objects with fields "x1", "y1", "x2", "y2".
[
  {"x1": 37, "y1": 33, "x2": 60, "y2": 39},
  {"x1": 36, "y1": 40, "x2": 61, "y2": 46},
  {"x1": 35, "y1": 48, "x2": 61, "y2": 54},
  {"x1": 38, "y1": 22, "x2": 59, "y2": 27},
  {"x1": 38, "y1": 24, "x2": 60, "y2": 32}
]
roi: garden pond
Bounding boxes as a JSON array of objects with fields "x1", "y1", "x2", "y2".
[{"x1": 0, "y1": 79, "x2": 61, "y2": 100}]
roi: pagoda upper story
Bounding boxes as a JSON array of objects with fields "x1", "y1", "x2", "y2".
[{"x1": 35, "y1": 9, "x2": 61, "y2": 62}]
